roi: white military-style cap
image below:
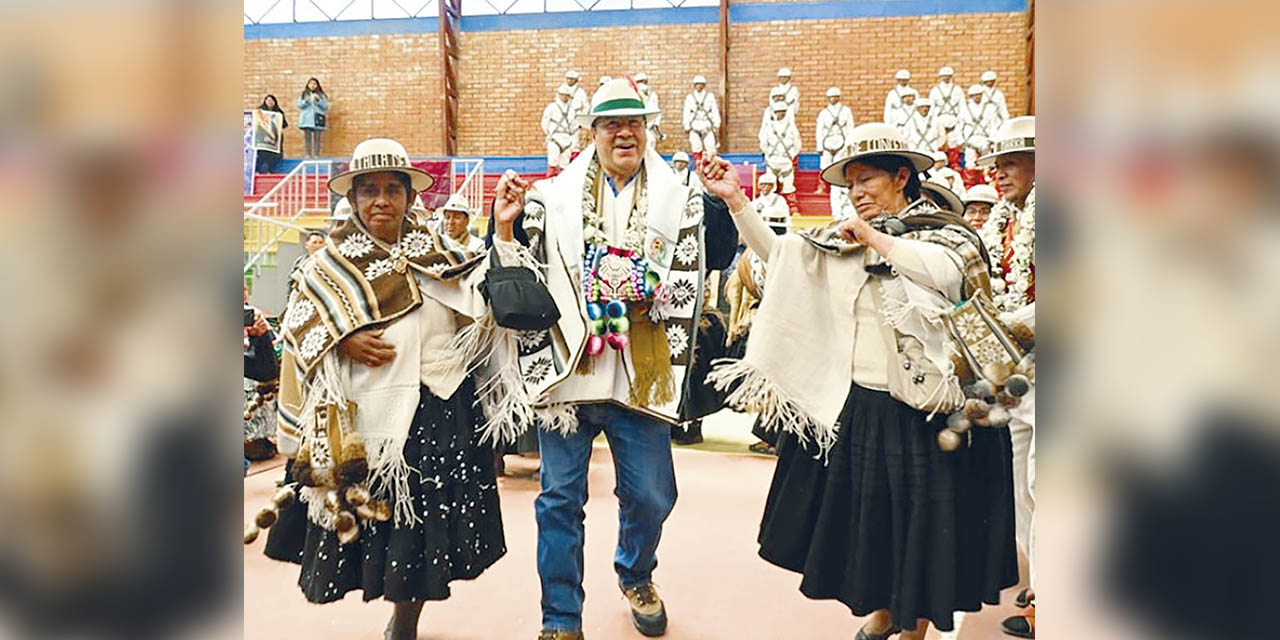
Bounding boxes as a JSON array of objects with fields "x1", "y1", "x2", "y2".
[
  {"x1": 565, "y1": 70, "x2": 581, "y2": 80},
  {"x1": 938, "y1": 66, "x2": 955, "y2": 76},
  {"x1": 981, "y1": 70, "x2": 997, "y2": 82},
  {"x1": 672, "y1": 151, "x2": 690, "y2": 163},
  {"x1": 895, "y1": 69, "x2": 911, "y2": 80},
  {"x1": 769, "y1": 86, "x2": 786, "y2": 98},
  {"x1": 902, "y1": 87, "x2": 918, "y2": 98},
  {"x1": 772, "y1": 101, "x2": 790, "y2": 112},
  {"x1": 556, "y1": 84, "x2": 573, "y2": 96},
  {"x1": 634, "y1": 72, "x2": 649, "y2": 83},
  {"x1": 915, "y1": 96, "x2": 932, "y2": 107},
  {"x1": 931, "y1": 150, "x2": 948, "y2": 162},
  {"x1": 758, "y1": 172, "x2": 777, "y2": 185},
  {"x1": 691, "y1": 75, "x2": 707, "y2": 85},
  {"x1": 938, "y1": 114, "x2": 958, "y2": 129},
  {"x1": 777, "y1": 67, "x2": 792, "y2": 77},
  {"x1": 968, "y1": 84, "x2": 985, "y2": 96},
  {"x1": 826, "y1": 87, "x2": 842, "y2": 97}
]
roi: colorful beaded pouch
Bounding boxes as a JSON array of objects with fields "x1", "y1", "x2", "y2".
[{"x1": 581, "y1": 245, "x2": 663, "y2": 356}]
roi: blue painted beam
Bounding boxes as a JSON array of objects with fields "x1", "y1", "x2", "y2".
[
  {"x1": 245, "y1": 0, "x2": 1028, "y2": 39},
  {"x1": 268, "y1": 153, "x2": 825, "y2": 176}
]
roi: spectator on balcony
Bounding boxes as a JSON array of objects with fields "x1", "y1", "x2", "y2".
[
  {"x1": 253, "y1": 94, "x2": 287, "y2": 173},
  {"x1": 297, "y1": 77, "x2": 330, "y2": 158}
]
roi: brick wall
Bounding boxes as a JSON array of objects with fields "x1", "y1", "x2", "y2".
[
  {"x1": 457, "y1": 23, "x2": 721, "y2": 156},
  {"x1": 725, "y1": 12, "x2": 1029, "y2": 152},
  {"x1": 244, "y1": 5, "x2": 1028, "y2": 159},
  {"x1": 244, "y1": 33, "x2": 443, "y2": 158}
]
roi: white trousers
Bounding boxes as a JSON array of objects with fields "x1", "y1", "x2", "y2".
[
  {"x1": 689, "y1": 129, "x2": 717, "y2": 154},
  {"x1": 1009, "y1": 385, "x2": 1036, "y2": 586},
  {"x1": 546, "y1": 140, "x2": 572, "y2": 171}
]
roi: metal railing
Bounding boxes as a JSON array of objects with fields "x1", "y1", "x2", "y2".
[
  {"x1": 244, "y1": 160, "x2": 332, "y2": 276},
  {"x1": 449, "y1": 158, "x2": 485, "y2": 218}
]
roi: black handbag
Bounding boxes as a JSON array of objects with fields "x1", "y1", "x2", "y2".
[
  {"x1": 480, "y1": 248, "x2": 560, "y2": 331},
  {"x1": 244, "y1": 331, "x2": 279, "y2": 382},
  {"x1": 678, "y1": 309, "x2": 730, "y2": 422},
  {"x1": 314, "y1": 113, "x2": 326, "y2": 128}
]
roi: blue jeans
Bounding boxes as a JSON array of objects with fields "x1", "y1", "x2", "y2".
[{"x1": 536, "y1": 403, "x2": 678, "y2": 631}]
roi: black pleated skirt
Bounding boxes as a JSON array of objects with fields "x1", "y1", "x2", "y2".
[
  {"x1": 758, "y1": 383, "x2": 1018, "y2": 631},
  {"x1": 264, "y1": 378, "x2": 506, "y2": 604}
]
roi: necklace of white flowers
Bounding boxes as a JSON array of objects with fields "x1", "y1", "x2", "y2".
[{"x1": 979, "y1": 189, "x2": 1034, "y2": 311}]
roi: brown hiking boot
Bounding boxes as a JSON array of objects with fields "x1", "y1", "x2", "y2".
[
  {"x1": 537, "y1": 630, "x2": 583, "y2": 640},
  {"x1": 620, "y1": 582, "x2": 667, "y2": 636}
]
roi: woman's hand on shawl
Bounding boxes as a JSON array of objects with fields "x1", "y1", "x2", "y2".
[
  {"x1": 838, "y1": 214, "x2": 896, "y2": 256},
  {"x1": 493, "y1": 170, "x2": 529, "y2": 242},
  {"x1": 339, "y1": 329, "x2": 396, "y2": 367},
  {"x1": 697, "y1": 154, "x2": 750, "y2": 212}
]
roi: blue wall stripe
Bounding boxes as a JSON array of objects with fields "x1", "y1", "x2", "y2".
[
  {"x1": 245, "y1": 0, "x2": 1026, "y2": 39},
  {"x1": 270, "y1": 153, "x2": 824, "y2": 175}
]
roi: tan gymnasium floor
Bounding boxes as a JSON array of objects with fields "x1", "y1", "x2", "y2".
[{"x1": 244, "y1": 410, "x2": 1026, "y2": 640}]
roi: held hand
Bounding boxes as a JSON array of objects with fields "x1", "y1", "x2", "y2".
[
  {"x1": 339, "y1": 329, "x2": 396, "y2": 367},
  {"x1": 247, "y1": 309, "x2": 270, "y2": 337},
  {"x1": 837, "y1": 214, "x2": 876, "y2": 246},
  {"x1": 697, "y1": 154, "x2": 749, "y2": 211},
  {"x1": 493, "y1": 170, "x2": 529, "y2": 242}
]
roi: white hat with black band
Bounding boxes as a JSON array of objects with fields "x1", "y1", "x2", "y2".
[
  {"x1": 977, "y1": 115, "x2": 1035, "y2": 166},
  {"x1": 328, "y1": 138, "x2": 433, "y2": 194},
  {"x1": 820, "y1": 122, "x2": 934, "y2": 187}
]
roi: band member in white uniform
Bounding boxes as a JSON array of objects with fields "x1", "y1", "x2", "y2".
[
  {"x1": 887, "y1": 87, "x2": 917, "y2": 132},
  {"x1": 981, "y1": 70, "x2": 1012, "y2": 123},
  {"x1": 904, "y1": 96, "x2": 943, "y2": 153},
  {"x1": 682, "y1": 75, "x2": 721, "y2": 158},
  {"x1": 772, "y1": 67, "x2": 799, "y2": 123},
  {"x1": 926, "y1": 150, "x2": 964, "y2": 194},
  {"x1": 761, "y1": 86, "x2": 793, "y2": 128},
  {"x1": 928, "y1": 66, "x2": 965, "y2": 121},
  {"x1": 541, "y1": 84, "x2": 579, "y2": 177},
  {"x1": 670, "y1": 151, "x2": 704, "y2": 195},
  {"x1": 758, "y1": 101, "x2": 801, "y2": 201},
  {"x1": 961, "y1": 84, "x2": 1002, "y2": 166},
  {"x1": 634, "y1": 72, "x2": 662, "y2": 146},
  {"x1": 751, "y1": 172, "x2": 790, "y2": 234},
  {"x1": 814, "y1": 86, "x2": 854, "y2": 198},
  {"x1": 883, "y1": 68, "x2": 915, "y2": 123}
]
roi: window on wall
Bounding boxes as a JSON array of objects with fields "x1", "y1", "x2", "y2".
[{"x1": 245, "y1": 0, "x2": 718, "y2": 24}]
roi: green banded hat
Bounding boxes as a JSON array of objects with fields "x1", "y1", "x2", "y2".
[{"x1": 576, "y1": 77, "x2": 662, "y2": 127}]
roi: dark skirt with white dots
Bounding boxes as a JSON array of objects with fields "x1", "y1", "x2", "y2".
[{"x1": 264, "y1": 378, "x2": 506, "y2": 604}]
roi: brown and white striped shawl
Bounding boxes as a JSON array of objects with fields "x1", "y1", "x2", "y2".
[
  {"x1": 275, "y1": 215, "x2": 484, "y2": 455},
  {"x1": 505, "y1": 147, "x2": 707, "y2": 432}
]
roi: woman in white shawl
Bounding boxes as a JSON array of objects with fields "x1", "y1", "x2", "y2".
[
  {"x1": 262, "y1": 139, "x2": 527, "y2": 640},
  {"x1": 700, "y1": 123, "x2": 1017, "y2": 640}
]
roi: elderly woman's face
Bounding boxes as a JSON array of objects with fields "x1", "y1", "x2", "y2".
[
  {"x1": 844, "y1": 161, "x2": 909, "y2": 219},
  {"x1": 593, "y1": 116, "x2": 647, "y2": 180},
  {"x1": 964, "y1": 202, "x2": 992, "y2": 228},
  {"x1": 353, "y1": 171, "x2": 412, "y2": 243}
]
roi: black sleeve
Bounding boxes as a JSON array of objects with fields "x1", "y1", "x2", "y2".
[
  {"x1": 700, "y1": 193, "x2": 736, "y2": 272},
  {"x1": 484, "y1": 199, "x2": 528, "y2": 248}
]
